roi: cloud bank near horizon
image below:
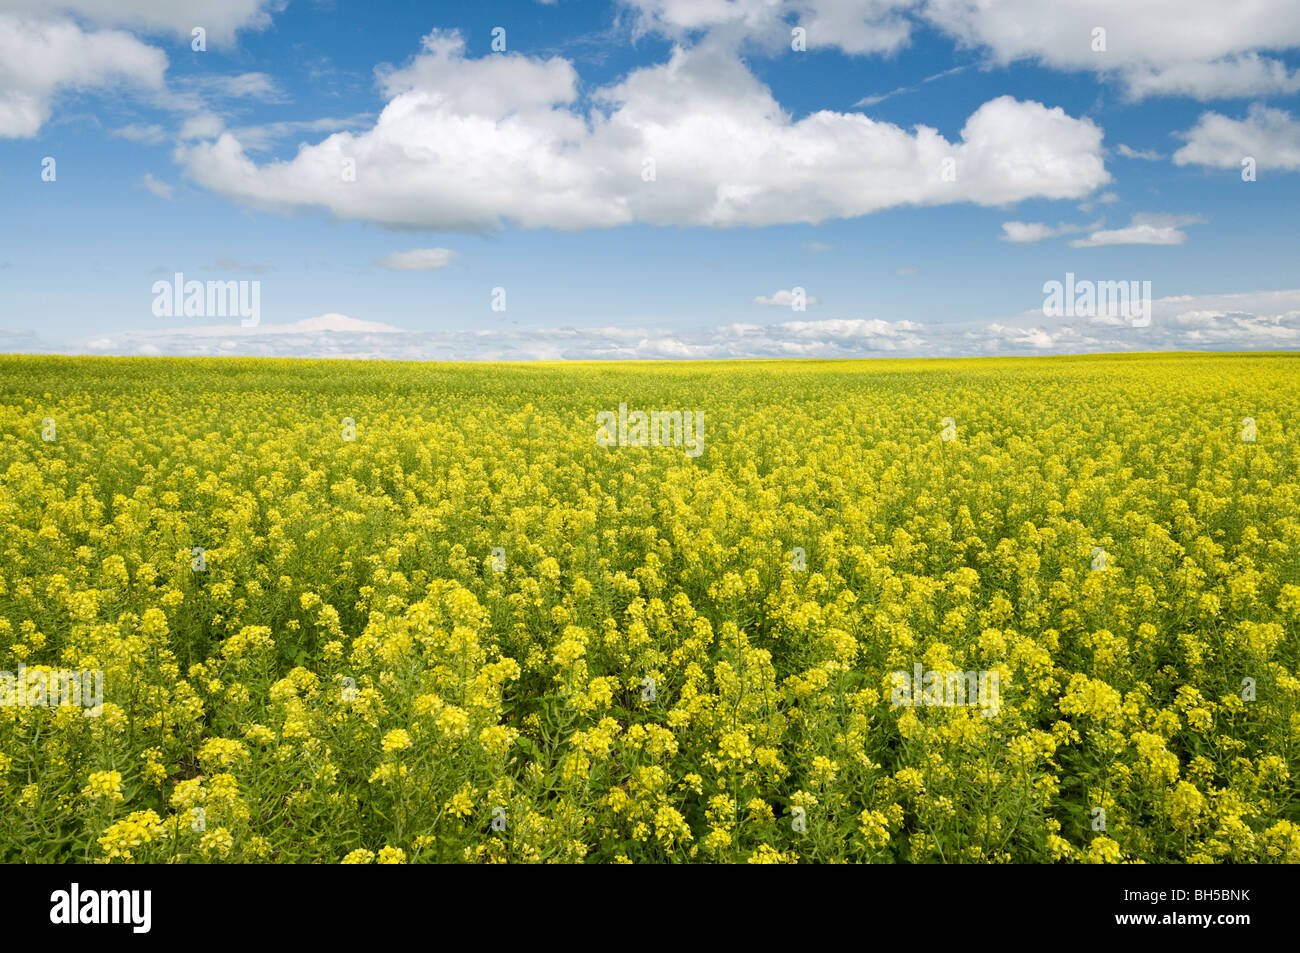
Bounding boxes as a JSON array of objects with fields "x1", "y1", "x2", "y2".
[{"x1": 4, "y1": 288, "x2": 1298, "y2": 361}]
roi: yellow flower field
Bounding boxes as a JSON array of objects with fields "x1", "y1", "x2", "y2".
[{"x1": 1, "y1": 352, "x2": 1297, "y2": 863}]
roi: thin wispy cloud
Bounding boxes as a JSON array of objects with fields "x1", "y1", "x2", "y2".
[
  {"x1": 139, "y1": 172, "x2": 174, "y2": 199},
  {"x1": 374, "y1": 248, "x2": 460, "y2": 271}
]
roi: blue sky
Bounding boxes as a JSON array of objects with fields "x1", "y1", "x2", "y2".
[{"x1": 3, "y1": 0, "x2": 1300, "y2": 359}]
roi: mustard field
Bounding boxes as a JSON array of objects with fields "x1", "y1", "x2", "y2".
[{"x1": 1, "y1": 353, "x2": 1298, "y2": 863}]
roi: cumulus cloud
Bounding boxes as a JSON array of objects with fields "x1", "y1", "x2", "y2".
[
  {"x1": 1173, "y1": 104, "x2": 1300, "y2": 172},
  {"x1": 375, "y1": 248, "x2": 459, "y2": 271},
  {"x1": 1, "y1": 0, "x2": 281, "y2": 45},
  {"x1": 1119, "y1": 54, "x2": 1300, "y2": 101},
  {"x1": 178, "y1": 111, "x2": 225, "y2": 140},
  {"x1": 921, "y1": 0, "x2": 1300, "y2": 101},
  {"x1": 0, "y1": 1, "x2": 287, "y2": 137},
  {"x1": 1069, "y1": 213, "x2": 1207, "y2": 247},
  {"x1": 175, "y1": 30, "x2": 1109, "y2": 231},
  {"x1": 623, "y1": 1, "x2": 1300, "y2": 101},
  {"x1": 620, "y1": 0, "x2": 916, "y2": 56},
  {"x1": 0, "y1": 13, "x2": 165, "y2": 137},
  {"x1": 774, "y1": 0, "x2": 915, "y2": 56}
]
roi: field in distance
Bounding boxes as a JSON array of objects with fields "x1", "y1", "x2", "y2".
[{"x1": 0, "y1": 352, "x2": 1297, "y2": 863}]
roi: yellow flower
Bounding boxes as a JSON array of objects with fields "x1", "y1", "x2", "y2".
[
  {"x1": 434, "y1": 708, "x2": 469, "y2": 739},
  {"x1": 445, "y1": 785, "x2": 476, "y2": 819},
  {"x1": 99, "y1": 810, "x2": 167, "y2": 862},
  {"x1": 200, "y1": 827, "x2": 235, "y2": 858},
  {"x1": 1169, "y1": 781, "x2": 1206, "y2": 834},
  {"x1": 197, "y1": 737, "x2": 250, "y2": 773},
  {"x1": 381, "y1": 729, "x2": 413, "y2": 753},
  {"x1": 243, "y1": 723, "x2": 276, "y2": 745},
  {"x1": 83, "y1": 770, "x2": 124, "y2": 802},
  {"x1": 857, "y1": 809, "x2": 891, "y2": 850},
  {"x1": 1081, "y1": 836, "x2": 1123, "y2": 864}
]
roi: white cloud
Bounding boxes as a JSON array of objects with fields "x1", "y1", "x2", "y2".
[
  {"x1": 1116, "y1": 144, "x2": 1162, "y2": 160},
  {"x1": 977, "y1": 287, "x2": 1300, "y2": 353},
  {"x1": 139, "y1": 172, "x2": 173, "y2": 199},
  {"x1": 0, "y1": 2, "x2": 287, "y2": 136},
  {"x1": 787, "y1": 0, "x2": 915, "y2": 55},
  {"x1": 158, "y1": 71, "x2": 288, "y2": 111},
  {"x1": 1001, "y1": 222, "x2": 1058, "y2": 243},
  {"x1": 1173, "y1": 309, "x2": 1235, "y2": 328},
  {"x1": 0, "y1": 1, "x2": 282, "y2": 45},
  {"x1": 1071, "y1": 225, "x2": 1183, "y2": 247},
  {"x1": 780, "y1": 317, "x2": 921, "y2": 340},
  {"x1": 753, "y1": 289, "x2": 820, "y2": 306},
  {"x1": 374, "y1": 29, "x2": 580, "y2": 114},
  {"x1": 90, "y1": 312, "x2": 403, "y2": 347},
  {"x1": 194, "y1": 71, "x2": 284, "y2": 102},
  {"x1": 1173, "y1": 104, "x2": 1300, "y2": 172},
  {"x1": 71, "y1": 314, "x2": 929, "y2": 359},
  {"x1": 177, "y1": 30, "x2": 1109, "y2": 231},
  {"x1": 27, "y1": 287, "x2": 1300, "y2": 359},
  {"x1": 0, "y1": 328, "x2": 45, "y2": 352},
  {"x1": 624, "y1": 2, "x2": 1300, "y2": 101},
  {"x1": 0, "y1": 13, "x2": 165, "y2": 137},
  {"x1": 1120, "y1": 54, "x2": 1300, "y2": 101},
  {"x1": 921, "y1": 0, "x2": 1300, "y2": 100},
  {"x1": 1001, "y1": 219, "x2": 1099, "y2": 243},
  {"x1": 226, "y1": 114, "x2": 374, "y2": 152},
  {"x1": 1069, "y1": 213, "x2": 1207, "y2": 247},
  {"x1": 1076, "y1": 190, "x2": 1119, "y2": 213},
  {"x1": 111, "y1": 122, "x2": 166, "y2": 143},
  {"x1": 375, "y1": 248, "x2": 459, "y2": 271},
  {"x1": 621, "y1": 1, "x2": 920, "y2": 57},
  {"x1": 803, "y1": 241, "x2": 833, "y2": 253},
  {"x1": 984, "y1": 323, "x2": 1058, "y2": 349},
  {"x1": 178, "y1": 111, "x2": 224, "y2": 140}
]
